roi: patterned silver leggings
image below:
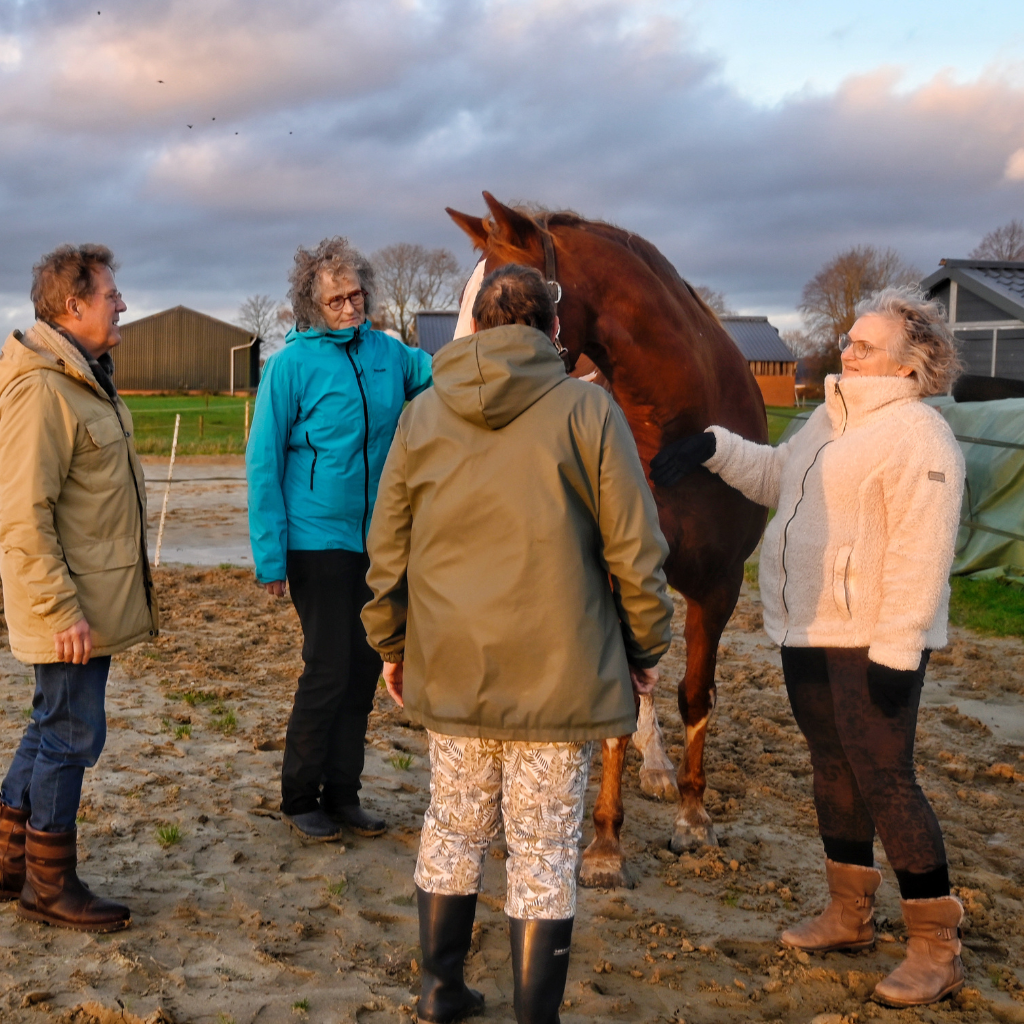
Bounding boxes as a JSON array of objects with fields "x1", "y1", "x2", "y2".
[{"x1": 414, "y1": 733, "x2": 595, "y2": 919}]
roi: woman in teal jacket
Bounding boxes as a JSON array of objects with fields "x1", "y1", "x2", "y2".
[{"x1": 247, "y1": 236, "x2": 432, "y2": 841}]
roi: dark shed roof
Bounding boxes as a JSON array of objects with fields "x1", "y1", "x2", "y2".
[
  {"x1": 415, "y1": 311, "x2": 459, "y2": 355},
  {"x1": 921, "y1": 260, "x2": 1024, "y2": 321},
  {"x1": 719, "y1": 316, "x2": 795, "y2": 362}
]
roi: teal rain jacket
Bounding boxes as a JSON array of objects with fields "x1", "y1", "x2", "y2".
[{"x1": 247, "y1": 321, "x2": 433, "y2": 583}]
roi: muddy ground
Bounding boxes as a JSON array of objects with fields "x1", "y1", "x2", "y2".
[{"x1": 0, "y1": 474, "x2": 1023, "y2": 1023}]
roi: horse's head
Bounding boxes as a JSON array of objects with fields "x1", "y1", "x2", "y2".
[{"x1": 447, "y1": 192, "x2": 587, "y2": 372}]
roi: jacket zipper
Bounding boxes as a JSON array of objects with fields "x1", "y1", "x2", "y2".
[
  {"x1": 344, "y1": 343, "x2": 371, "y2": 551},
  {"x1": 779, "y1": 379, "x2": 848, "y2": 640},
  {"x1": 305, "y1": 432, "x2": 318, "y2": 490}
]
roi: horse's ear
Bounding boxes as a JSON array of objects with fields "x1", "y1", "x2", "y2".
[
  {"x1": 446, "y1": 207, "x2": 489, "y2": 250},
  {"x1": 482, "y1": 191, "x2": 537, "y2": 250}
]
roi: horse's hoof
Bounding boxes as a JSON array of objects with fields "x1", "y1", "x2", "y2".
[
  {"x1": 639, "y1": 768, "x2": 680, "y2": 802},
  {"x1": 669, "y1": 821, "x2": 718, "y2": 853},
  {"x1": 579, "y1": 855, "x2": 636, "y2": 889},
  {"x1": 579, "y1": 840, "x2": 636, "y2": 889}
]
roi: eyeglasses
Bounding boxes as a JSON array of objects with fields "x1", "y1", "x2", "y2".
[
  {"x1": 322, "y1": 289, "x2": 367, "y2": 311},
  {"x1": 103, "y1": 290, "x2": 123, "y2": 304},
  {"x1": 839, "y1": 333, "x2": 887, "y2": 360}
]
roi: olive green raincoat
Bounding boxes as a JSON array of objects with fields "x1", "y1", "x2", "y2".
[{"x1": 361, "y1": 324, "x2": 672, "y2": 742}]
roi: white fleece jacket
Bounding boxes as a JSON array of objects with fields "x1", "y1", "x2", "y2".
[{"x1": 706, "y1": 374, "x2": 964, "y2": 670}]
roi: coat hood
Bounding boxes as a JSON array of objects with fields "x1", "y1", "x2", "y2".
[
  {"x1": 431, "y1": 324, "x2": 566, "y2": 430},
  {"x1": 0, "y1": 321, "x2": 107, "y2": 401}
]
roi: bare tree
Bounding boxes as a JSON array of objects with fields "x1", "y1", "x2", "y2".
[
  {"x1": 970, "y1": 219, "x2": 1024, "y2": 261},
  {"x1": 799, "y1": 246, "x2": 919, "y2": 348},
  {"x1": 795, "y1": 246, "x2": 919, "y2": 383},
  {"x1": 372, "y1": 244, "x2": 464, "y2": 344},
  {"x1": 238, "y1": 294, "x2": 289, "y2": 359},
  {"x1": 693, "y1": 285, "x2": 732, "y2": 316}
]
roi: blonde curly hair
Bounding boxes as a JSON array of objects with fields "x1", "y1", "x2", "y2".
[{"x1": 856, "y1": 286, "x2": 962, "y2": 396}]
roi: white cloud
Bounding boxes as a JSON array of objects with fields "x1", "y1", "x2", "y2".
[
  {"x1": 2, "y1": 0, "x2": 1024, "y2": 342},
  {"x1": 1005, "y1": 147, "x2": 1024, "y2": 181}
]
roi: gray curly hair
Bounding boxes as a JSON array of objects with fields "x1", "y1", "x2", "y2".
[
  {"x1": 288, "y1": 236, "x2": 376, "y2": 330},
  {"x1": 856, "y1": 286, "x2": 962, "y2": 396}
]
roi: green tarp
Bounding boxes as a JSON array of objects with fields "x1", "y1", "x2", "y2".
[{"x1": 776, "y1": 396, "x2": 1024, "y2": 576}]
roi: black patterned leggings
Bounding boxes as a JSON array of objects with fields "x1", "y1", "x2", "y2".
[{"x1": 781, "y1": 647, "x2": 948, "y2": 886}]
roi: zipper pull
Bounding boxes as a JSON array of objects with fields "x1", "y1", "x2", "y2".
[{"x1": 834, "y1": 381, "x2": 840, "y2": 395}]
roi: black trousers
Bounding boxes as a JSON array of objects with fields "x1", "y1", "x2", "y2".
[
  {"x1": 782, "y1": 646, "x2": 946, "y2": 875},
  {"x1": 281, "y1": 550, "x2": 383, "y2": 816}
]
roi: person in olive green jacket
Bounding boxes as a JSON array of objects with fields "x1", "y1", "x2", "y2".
[
  {"x1": 362, "y1": 264, "x2": 672, "y2": 1024},
  {"x1": 0, "y1": 245, "x2": 157, "y2": 933}
]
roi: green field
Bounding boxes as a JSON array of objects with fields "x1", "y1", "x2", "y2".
[{"x1": 124, "y1": 395, "x2": 253, "y2": 455}]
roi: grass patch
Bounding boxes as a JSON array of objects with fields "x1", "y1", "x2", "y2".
[
  {"x1": 123, "y1": 394, "x2": 252, "y2": 456},
  {"x1": 765, "y1": 405, "x2": 813, "y2": 446},
  {"x1": 326, "y1": 877, "x2": 348, "y2": 899},
  {"x1": 292, "y1": 998, "x2": 310, "y2": 1014},
  {"x1": 182, "y1": 689, "x2": 218, "y2": 706},
  {"x1": 212, "y1": 709, "x2": 238, "y2": 735},
  {"x1": 389, "y1": 752, "x2": 414, "y2": 771},
  {"x1": 21, "y1": 706, "x2": 33, "y2": 719},
  {"x1": 156, "y1": 823, "x2": 183, "y2": 848},
  {"x1": 949, "y1": 576, "x2": 1024, "y2": 637},
  {"x1": 743, "y1": 562, "x2": 759, "y2": 588},
  {"x1": 174, "y1": 723, "x2": 192, "y2": 739}
]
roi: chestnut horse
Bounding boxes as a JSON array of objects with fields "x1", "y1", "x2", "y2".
[{"x1": 447, "y1": 193, "x2": 768, "y2": 885}]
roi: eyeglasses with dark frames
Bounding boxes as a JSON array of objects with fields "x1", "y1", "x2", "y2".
[{"x1": 322, "y1": 289, "x2": 367, "y2": 311}]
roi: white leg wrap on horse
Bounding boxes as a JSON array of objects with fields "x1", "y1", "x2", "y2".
[{"x1": 633, "y1": 694, "x2": 675, "y2": 773}]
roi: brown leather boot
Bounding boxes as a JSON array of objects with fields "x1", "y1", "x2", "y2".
[
  {"x1": 781, "y1": 858, "x2": 882, "y2": 953},
  {"x1": 0, "y1": 803, "x2": 29, "y2": 900},
  {"x1": 873, "y1": 896, "x2": 965, "y2": 1007},
  {"x1": 17, "y1": 825, "x2": 131, "y2": 932}
]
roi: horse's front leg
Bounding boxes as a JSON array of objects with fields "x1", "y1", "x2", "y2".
[
  {"x1": 632, "y1": 693, "x2": 679, "y2": 801},
  {"x1": 671, "y1": 573, "x2": 740, "y2": 852},
  {"x1": 579, "y1": 736, "x2": 634, "y2": 889}
]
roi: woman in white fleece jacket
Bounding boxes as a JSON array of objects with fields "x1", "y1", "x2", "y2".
[{"x1": 651, "y1": 288, "x2": 965, "y2": 1008}]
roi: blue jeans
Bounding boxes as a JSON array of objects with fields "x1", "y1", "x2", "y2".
[{"x1": 0, "y1": 657, "x2": 110, "y2": 832}]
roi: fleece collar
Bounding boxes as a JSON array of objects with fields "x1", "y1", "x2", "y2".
[
  {"x1": 824, "y1": 373, "x2": 921, "y2": 434},
  {"x1": 19, "y1": 321, "x2": 110, "y2": 400}
]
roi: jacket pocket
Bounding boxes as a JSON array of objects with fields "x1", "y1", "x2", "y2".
[
  {"x1": 85, "y1": 415, "x2": 125, "y2": 448},
  {"x1": 832, "y1": 545, "x2": 853, "y2": 621},
  {"x1": 64, "y1": 536, "x2": 139, "y2": 576}
]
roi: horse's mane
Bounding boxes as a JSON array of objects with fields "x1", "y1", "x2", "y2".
[{"x1": 493, "y1": 204, "x2": 717, "y2": 320}]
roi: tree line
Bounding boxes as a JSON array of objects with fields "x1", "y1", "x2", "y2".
[{"x1": 238, "y1": 219, "x2": 1024, "y2": 376}]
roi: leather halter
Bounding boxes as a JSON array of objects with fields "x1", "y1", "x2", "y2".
[{"x1": 538, "y1": 219, "x2": 572, "y2": 371}]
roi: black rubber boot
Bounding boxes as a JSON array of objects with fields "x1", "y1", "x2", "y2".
[
  {"x1": 416, "y1": 886, "x2": 485, "y2": 1023},
  {"x1": 509, "y1": 917, "x2": 575, "y2": 1024}
]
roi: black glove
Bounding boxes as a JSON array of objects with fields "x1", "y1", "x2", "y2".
[{"x1": 650, "y1": 432, "x2": 716, "y2": 487}]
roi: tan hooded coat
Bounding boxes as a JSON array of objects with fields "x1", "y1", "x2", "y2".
[
  {"x1": 361, "y1": 324, "x2": 673, "y2": 742},
  {"x1": 0, "y1": 322, "x2": 158, "y2": 664}
]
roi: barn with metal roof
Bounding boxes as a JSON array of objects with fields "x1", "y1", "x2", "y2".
[
  {"x1": 720, "y1": 316, "x2": 797, "y2": 406},
  {"x1": 116, "y1": 306, "x2": 260, "y2": 393},
  {"x1": 921, "y1": 260, "x2": 1024, "y2": 381}
]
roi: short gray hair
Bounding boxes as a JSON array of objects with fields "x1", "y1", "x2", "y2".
[
  {"x1": 856, "y1": 286, "x2": 962, "y2": 396},
  {"x1": 288, "y1": 236, "x2": 376, "y2": 330}
]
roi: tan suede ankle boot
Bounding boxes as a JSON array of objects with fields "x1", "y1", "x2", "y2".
[
  {"x1": 873, "y1": 895, "x2": 965, "y2": 1007},
  {"x1": 780, "y1": 858, "x2": 882, "y2": 953}
]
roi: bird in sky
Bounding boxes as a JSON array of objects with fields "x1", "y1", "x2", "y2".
[{"x1": 187, "y1": 124, "x2": 193, "y2": 128}]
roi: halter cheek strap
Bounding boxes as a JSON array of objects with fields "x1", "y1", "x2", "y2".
[{"x1": 540, "y1": 224, "x2": 572, "y2": 370}]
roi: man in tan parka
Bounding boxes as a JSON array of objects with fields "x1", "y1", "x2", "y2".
[{"x1": 0, "y1": 244, "x2": 157, "y2": 932}]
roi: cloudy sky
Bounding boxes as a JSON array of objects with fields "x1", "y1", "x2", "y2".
[{"x1": 2, "y1": 0, "x2": 1023, "y2": 339}]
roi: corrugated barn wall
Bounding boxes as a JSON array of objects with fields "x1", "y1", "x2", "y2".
[{"x1": 115, "y1": 306, "x2": 260, "y2": 392}]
